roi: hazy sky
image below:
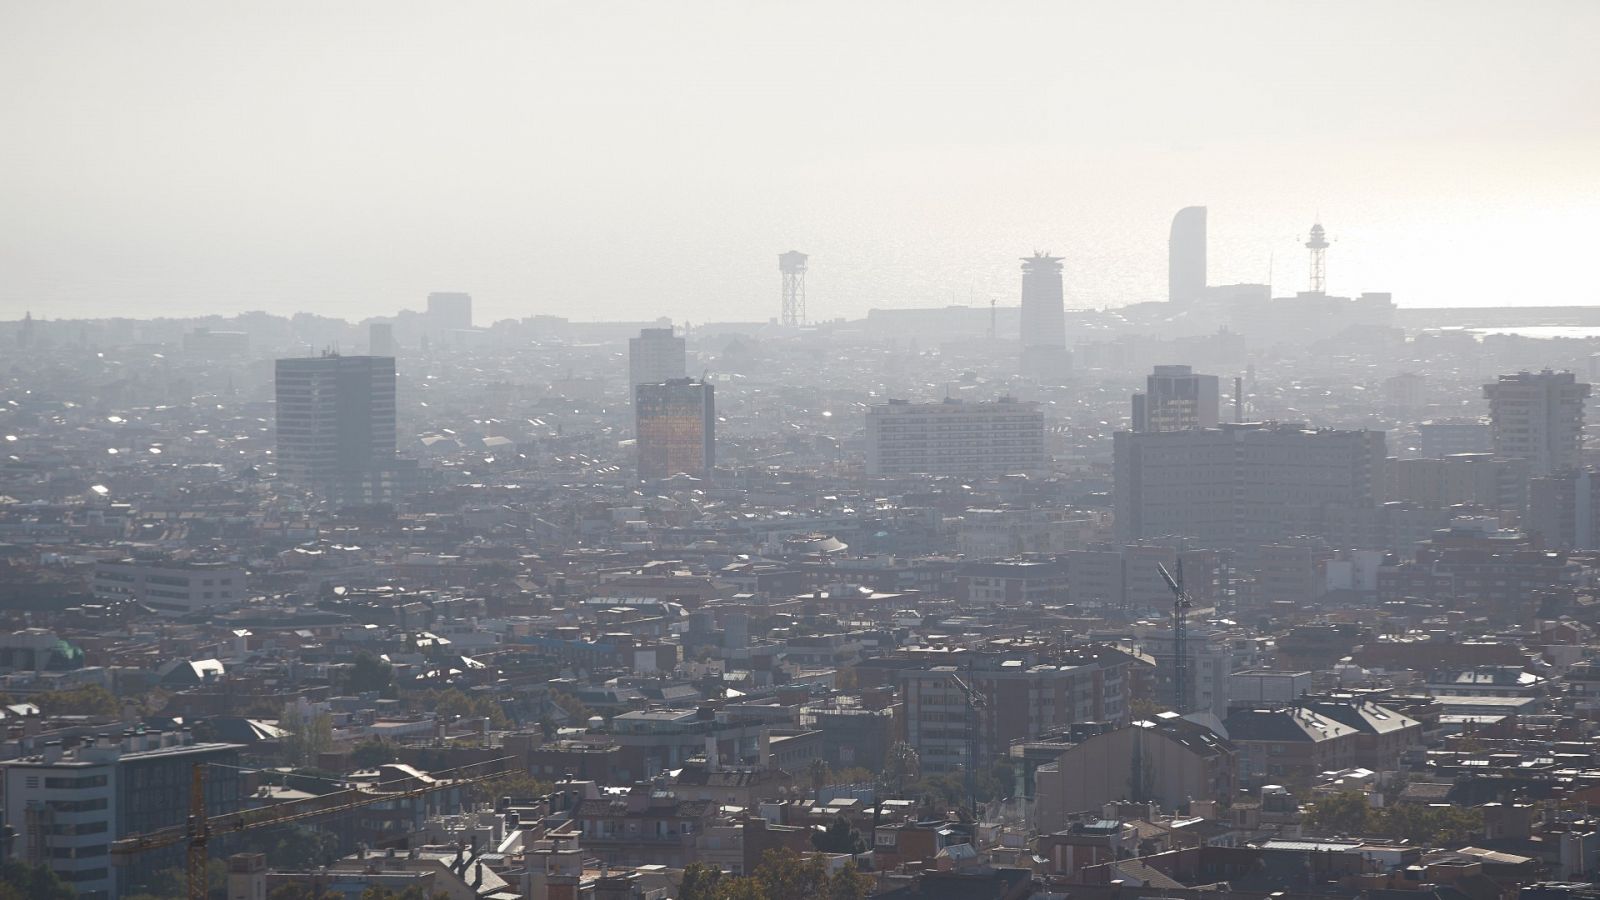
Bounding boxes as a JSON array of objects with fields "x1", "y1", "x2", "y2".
[{"x1": 3, "y1": 1, "x2": 1597, "y2": 323}]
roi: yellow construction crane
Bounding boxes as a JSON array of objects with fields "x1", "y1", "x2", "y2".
[{"x1": 111, "y1": 756, "x2": 516, "y2": 900}]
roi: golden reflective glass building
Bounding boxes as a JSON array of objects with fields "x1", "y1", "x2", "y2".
[{"x1": 635, "y1": 378, "x2": 714, "y2": 481}]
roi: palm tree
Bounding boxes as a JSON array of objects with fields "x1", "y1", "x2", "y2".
[
  {"x1": 881, "y1": 742, "x2": 920, "y2": 798},
  {"x1": 808, "y1": 757, "x2": 833, "y2": 796}
]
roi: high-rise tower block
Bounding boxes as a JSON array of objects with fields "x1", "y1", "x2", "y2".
[{"x1": 1169, "y1": 206, "x2": 1207, "y2": 303}]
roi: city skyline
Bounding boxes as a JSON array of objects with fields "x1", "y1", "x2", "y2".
[
  {"x1": 2, "y1": 2, "x2": 1597, "y2": 323},
  {"x1": 5, "y1": 5, "x2": 1600, "y2": 897}
]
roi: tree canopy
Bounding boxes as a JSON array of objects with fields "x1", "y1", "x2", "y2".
[
  {"x1": 675, "y1": 850, "x2": 872, "y2": 900},
  {"x1": 1305, "y1": 792, "x2": 1483, "y2": 845},
  {"x1": 0, "y1": 862, "x2": 76, "y2": 900},
  {"x1": 36, "y1": 684, "x2": 119, "y2": 717},
  {"x1": 342, "y1": 653, "x2": 395, "y2": 697},
  {"x1": 812, "y1": 814, "x2": 867, "y2": 855}
]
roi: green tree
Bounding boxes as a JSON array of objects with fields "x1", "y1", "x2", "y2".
[
  {"x1": 1129, "y1": 697, "x2": 1166, "y2": 720},
  {"x1": 808, "y1": 757, "x2": 833, "y2": 794},
  {"x1": 549, "y1": 689, "x2": 594, "y2": 724},
  {"x1": 263, "y1": 826, "x2": 342, "y2": 869},
  {"x1": 748, "y1": 849, "x2": 832, "y2": 900},
  {"x1": 280, "y1": 703, "x2": 334, "y2": 767},
  {"x1": 267, "y1": 884, "x2": 341, "y2": 900},
  {"x1": 718, "y1": 850, "x2": 871, "y2": 900},
  {"x1": 127, "y1": 859, "x2": 226, "y2": 900},
  {"x1": 0, "y1": 861, "x2": 76, "y2": 900},
  {"x1": 350, "y1": 737, "x2": 397, "y2": 769},
  {"x1": 343, "y1": 653, "x2": 395, "y2": 697},
  {"x1": 835, "y1": 767, "x2": 876, "y2": 786},
  {"x1": 36, "y1": 684, "x2": 119, "y2": 716},
  {"x1": 828, "y1": 862, "x2": 873, "y2": 900},
  {"x1": 976, "y1": 759, "x2": 1016, "y2": 802},
  {"x1": 469, "y1": 770, "x2": 553, "y2": 806},
  {"x1": 678, "y1": 862, "x2": 724, "y2": 900},
  {"x1": 357, "y1": 886, "x2": 452, "y2": 900},
  {"x1": 1305, "y1": 792, "x2": 1484, "y2": 846},
  {"x1": 906, "y1": 771, "x2": 965, "y2": 812},
  {"x1": 880, "y1": 742, "x2": 920, "y2": 798},
  {"x1": 812, "y1": 814, "x2": 867, "y2": 855},
  {"x1": 1374, "y1": 803, "x2": 1483, "y2": 845},
  {"x1": 417, "y1": 688, "x2": 510, "y2": 729},
  {"x1": 1305, "y1": 791, "x2": 1372, "y2": 836}
]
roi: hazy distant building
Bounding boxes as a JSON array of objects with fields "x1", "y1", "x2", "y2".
[
  {"x1": 1484, "y1": 370, "x2": 1590, "y2": 476},
  {"x1": 1527, "y1": 469, "x2": 1600, "y2": 550},
  {"x1": 426, "y1": 291, "x2": 472, "y2": 335},
  {"x1": 1169, "y1": 206, "x2": 1207, "y2": 303},
  {"x1": 636, "y1": 379, "x2": 714, "y2": 480},
  {"x1": 1384, "y1": 372, "x2": 1426, "y2": 412},
  {"x1": 1204, "y1": 283, "x2": 1270, "y2": 304},
  {"x1": 1063, "y1": 545, "x2": 1224, "y2": 612},
  {"x1": 1033, "y1": 715, "x2": 1235, "y2": 834},
  {"x1": 959, "y1": 508, "x2": 1097, "y2": 559},
  {"x1": 1114, "y1": 423, "x2": 1386, "y2": 549},
  {"x1": 182, "y1": 327, "x2": 249, "y2": 360},
  {"x1": 897, "y1": 652, "x2": 1129, "y2": 775},
  {"x1": 1387, "y1": 453, "x2": 1528, "y2": 513},
  {"x1": 275, "y1": 354, "x2": 398, "y2": 502},
  {"x1": 1019, "y1": 252, "x2": 1070, "y2": 380},
  {"x1": 1223, "y1": 289, "x2": 1396, "y2": 343},
  {"x1": 1133, "y1": 619, "x2": 1234, "y2": 720},
  {"x1": 1416, "y1": 418, "x2": 1492, "y2": 458},
  {"x1": 628, "y1": 327, "x2": 686, "y2": 401},
  {"x1": 368, "y1": 322, "x2": 396, "y2": 357},
  {"x1": 1131, "y1": 365, "x2": 1219, "y2": 432},
  {"x1": 865, "y1": 398, "x2": 1046, "y2": 477},
  {"x1": 93, "y1": 559, "x2": 248, "y2": 616}
]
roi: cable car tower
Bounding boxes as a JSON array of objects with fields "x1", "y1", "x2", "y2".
[
  {"x1": 1305, "y1": 222, "x2": 1330, "y2": 294},
  {"x1": 779, "y1": 251, "x2": 808, "y2": 326}
]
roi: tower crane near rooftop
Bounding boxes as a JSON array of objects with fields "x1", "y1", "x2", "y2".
[
  {"x1": 111, "y1": 756, "x2": 515, "y2": 900},
  {"x1": 1158, "y1": 561, "x2": 1193, "y2": 715},
  {"x1": 949, "y1": 665, "x2": 988, "y2": 818}
]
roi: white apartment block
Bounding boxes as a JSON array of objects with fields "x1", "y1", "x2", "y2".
[
  {"x1": 92, "y1": 559, "x2": 247, "y2": 616},
  {"x1": 865, "y1": 398, "x2": 1046, "y2": 477}
]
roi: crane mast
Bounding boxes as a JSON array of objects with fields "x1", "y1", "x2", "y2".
[
  {"x1": 1158, "y1": 561, "x2": 1193, "y2": 715},
  {"x1": 950, "y1": 666, "x2": 987, "y2": 817}
]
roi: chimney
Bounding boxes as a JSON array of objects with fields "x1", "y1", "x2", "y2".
[
  {"x1": 705, "y1": 735, "x2": 720, "y2": 772},
  {"x1": 758, "y1": 730, "x2": 772, "y2": 768}
]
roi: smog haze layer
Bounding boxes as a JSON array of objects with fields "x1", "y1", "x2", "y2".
[{"x1": 2, "y1": 0, "x2": 1597, "y2": 323}]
